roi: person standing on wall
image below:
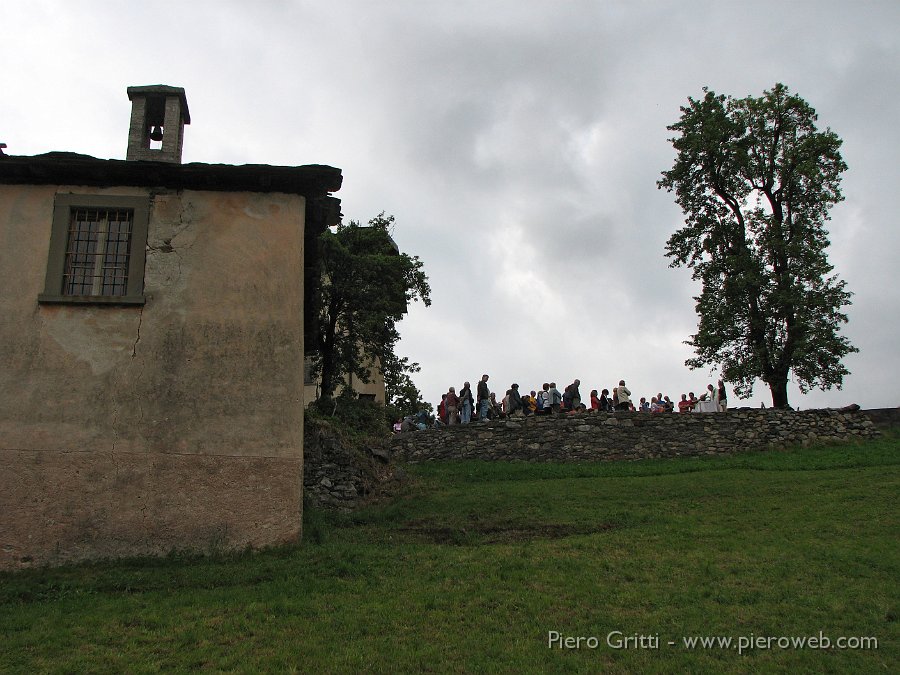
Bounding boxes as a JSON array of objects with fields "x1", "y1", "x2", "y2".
[
  {"x1": 614, "y1": 380, "x2": 631, "y2": 411},
  {"x1": 537, "y1": 383, "x2": 550, "y2": 414},
  {"x1": 507, "y1": 383, "x2": 523, "y2": 417},
  {"x1": 459, "y1": 381, "x2": 474, "y2": 424},
  {"x1": 477, "y1": 374, "x2": 491, "y2": 421},
  {"x1": 717, "y1": 379, "x2": 728, "y2": 412},
  {"x1": 599, "y1": 388, "x2": 613, "y2": 412},
  {"x1": 438, "y1": 395, "x2": 447, "y2": 425},
  {"x1": 445, "y1": 387, "x2": 460, "y2": 425},
  {"x1": 547, "y1": 382, "x2": 562, "y2": 416},
  {"x1": 566, "y1": 379, "x2": 582, "y2": 409}
]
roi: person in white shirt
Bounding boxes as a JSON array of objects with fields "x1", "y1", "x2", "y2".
[{"x1": 614, "y1": 380, "x2": 631, "y2": 411}]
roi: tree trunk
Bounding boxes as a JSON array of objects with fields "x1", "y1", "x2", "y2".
[
  {"x1": 768, "y1": 377, "x2": 790, "y2": 409},
  {"x1": 319, "y1": 353, "x2": 335, "y2": 401},
  {"x1": 317, "y1": 302, "x2": 341, "y2": 401},
  {"x1": 318, "y1": 330, "x2": 338, "y2": 401}
]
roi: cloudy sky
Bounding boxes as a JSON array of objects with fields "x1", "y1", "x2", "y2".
[{"x1": 3, "y1": 0, "x2": 898, "y2": 410}]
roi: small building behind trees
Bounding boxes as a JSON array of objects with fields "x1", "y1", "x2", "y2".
[{"x1": 304, "y1": 353, "x2": 387, "y2": 405}]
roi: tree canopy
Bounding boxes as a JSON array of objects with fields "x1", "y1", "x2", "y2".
[
  {"x1": 310, "y1": 213, "x2": 431, "y2": 406},
  {"x1": 658, "y1": 83, "x2": 856, "y2": 408}
]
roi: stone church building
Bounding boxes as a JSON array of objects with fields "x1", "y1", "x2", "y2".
[{"x1": 0, "y1": 85, "x2": 341, "y2": 569}]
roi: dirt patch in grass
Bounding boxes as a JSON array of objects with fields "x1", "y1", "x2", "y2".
[{"x1": 399, "y1": 520, "x2": 616, "y2": 545}]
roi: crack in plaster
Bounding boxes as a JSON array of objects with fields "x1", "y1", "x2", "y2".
[
  {"x1": 132, "y1": 305, "x2": 146, "y2": 426},
  {"x1": 146, "y1": 196, "x2": 195, "y2": 280},
  {"x1": 131, "y1": 305, "x2": 144, "y2": 358}
]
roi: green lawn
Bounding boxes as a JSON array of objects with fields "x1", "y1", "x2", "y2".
[{"x1": 2, "y1": 438, "x2": 898, "y2": 673}]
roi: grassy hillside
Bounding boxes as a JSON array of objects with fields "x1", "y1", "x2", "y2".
[{"x1": 2, "y1": 438, "x2": 897, "y2": 673}]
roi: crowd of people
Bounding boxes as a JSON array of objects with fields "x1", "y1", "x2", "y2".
[{"x1": 394, "y1": 376, "x2": 729, "y2": 432}]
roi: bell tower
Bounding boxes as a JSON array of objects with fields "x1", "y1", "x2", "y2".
[{"x1": 126, "y1": 85, "x2": 190, "y2": 163}]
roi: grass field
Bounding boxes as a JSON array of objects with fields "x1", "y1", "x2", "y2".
[{"x1": 1, "y1": 438, "x2": 898, "y2": 673}]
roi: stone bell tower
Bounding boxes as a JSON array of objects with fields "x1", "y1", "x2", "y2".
[{"x1": 125, "y1": 85, "x2": 190, "y2": 163}]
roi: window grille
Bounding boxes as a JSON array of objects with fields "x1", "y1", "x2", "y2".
[
  {"x1": 62, "y1": 208, "x2": 134, "y2": 297},
  {"x1": 39, "y1": 194, "x2": 149, "y2": 306}
]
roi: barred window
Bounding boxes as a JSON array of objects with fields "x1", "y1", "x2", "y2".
[
  {"x1": 63, "y1": 208, "x2": 134, "y2": 297},
  {"x1": 39, "y1": 194, "x2": 149, "y2": 305}
]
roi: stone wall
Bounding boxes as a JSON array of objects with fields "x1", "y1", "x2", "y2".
[
  {"x1": 860, "y1": 407, "x2": 900, "y2": 431},
  {"x1": 303, "y1": 418, "x2": 399, "y2": 511},
  {"x1": 391, "y1": 409, "x2": 880, "y2": 463}
]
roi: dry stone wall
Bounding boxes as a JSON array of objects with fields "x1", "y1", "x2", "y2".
[
  {"x1": 303, "y1": 419, "x2": 398, "y2": 510},
  {"x1": 391, "y1": 409, "x2": 880, "y2": 463}
]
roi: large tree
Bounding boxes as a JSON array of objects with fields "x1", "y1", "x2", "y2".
[
  {"x1": 311, "y1": 212, "x2": 431, "y2": 402},
  {"x1": 658, "y1": 83, "x2": 856, "y2": 408}
]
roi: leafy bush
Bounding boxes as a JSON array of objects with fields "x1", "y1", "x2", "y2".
[{"x1": 306, "y1": 396, "x2": 391, "y2": 440}]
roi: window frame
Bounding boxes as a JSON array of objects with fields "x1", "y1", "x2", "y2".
[{"x1": 38, "y1": 194, "x2": 150, "y2": 306}]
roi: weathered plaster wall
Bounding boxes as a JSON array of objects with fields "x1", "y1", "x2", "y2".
[
  {"x1": 391, "y1": 409, "x2": 880, "y2": 463},
  {"x1": 0, "y1": 184, "x2": 307, "y2": 569}
]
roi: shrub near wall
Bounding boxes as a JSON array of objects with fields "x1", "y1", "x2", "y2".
[{"x1": 391, "y1": 409, "x2": 880, "y2": 463}]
